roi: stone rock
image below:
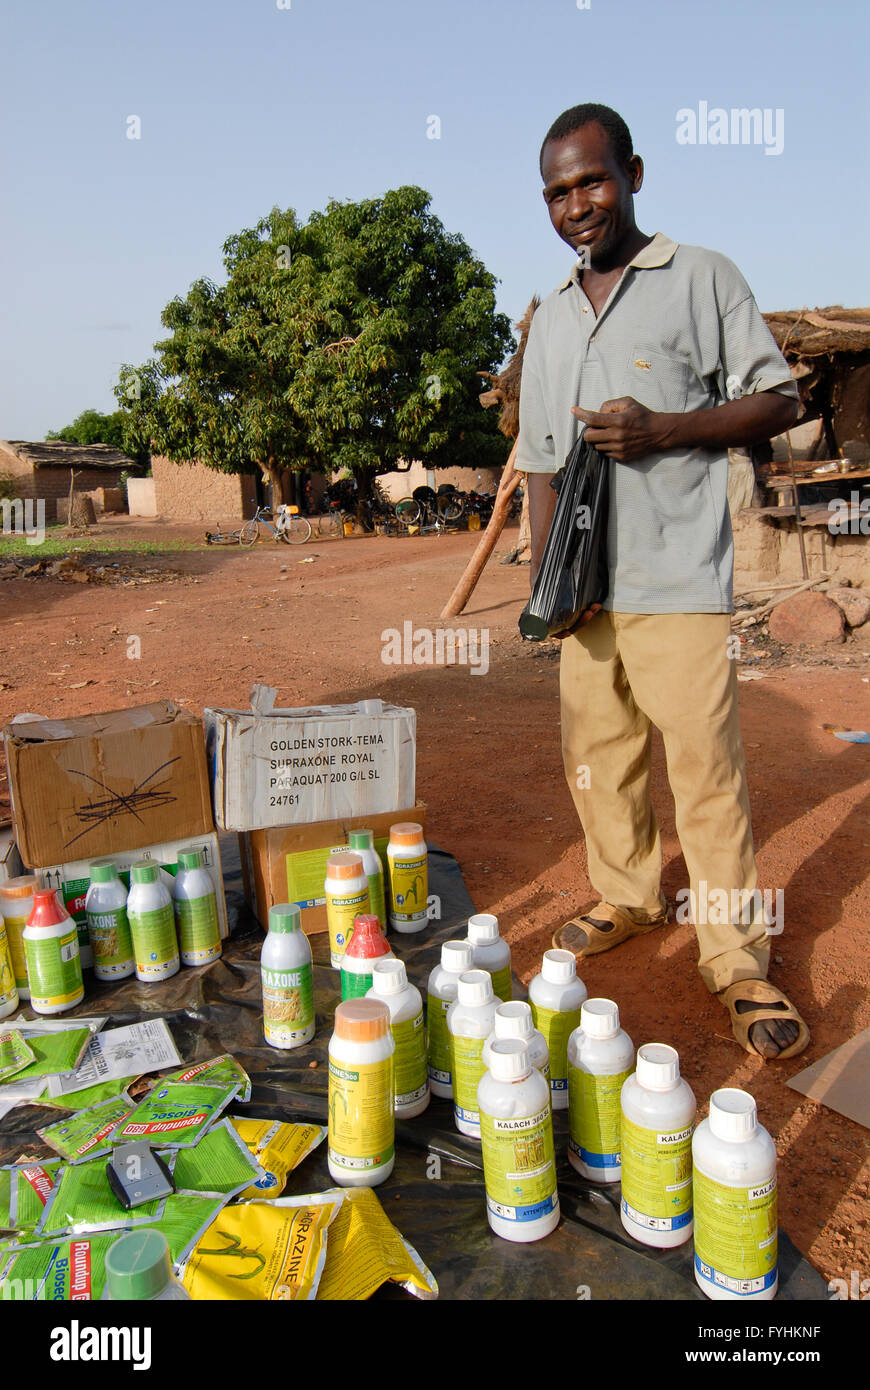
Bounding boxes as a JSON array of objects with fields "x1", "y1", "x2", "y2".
[
  {"x1": 828, "y1": 586, "x2": 870, "y2": 629},
  {"x1": 769, "y1": 590, "x2": 846, "y2": 646}
]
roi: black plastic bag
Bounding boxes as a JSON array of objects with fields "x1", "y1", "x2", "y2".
[{"x1": 518, "y1": 433, "x2": 610, "y2": 640}]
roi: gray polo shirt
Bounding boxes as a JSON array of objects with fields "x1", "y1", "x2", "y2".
[{"x1": 516, "y1": 233, "x2": 797, "y2": 613}]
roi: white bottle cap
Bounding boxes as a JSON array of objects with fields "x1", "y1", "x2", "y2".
[
  {"x1": 635, "y1": 1043, "x2": 680, "y2": 1090},
  {"x1": 488, "y1": 1039, "x2": 531, "y2": 1082},
  {"x1": 541, "y1": 949, "x2": 576, "y2": 984},
  {"x1": 467, "y1": 913, "x2": 499, "y2": 945},
  {"x1": 581, "y1": 998, "x2": 619, "y2": 1038},
  {"x1": 493, "y1": 1001, "x2": 533, "y2": 1039},
  {"x1": 457, "y1": 970, "x2": 494, "y2": 1007},
  {"x1": 441, "y1": 941, "x2": 475, "y2": 973},
  {"x1": 709, "y1": 1088, "x2": 758, "y2": 1142},
  {"x1": 370, "y1": 958, "x2": 407, "y2": 996}
]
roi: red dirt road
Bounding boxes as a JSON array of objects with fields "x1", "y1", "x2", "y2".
[{"x1": 2, "y1": 516, "x2": 869, "y2": 1290}]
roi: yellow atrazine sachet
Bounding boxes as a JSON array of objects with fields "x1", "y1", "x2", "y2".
[
  {"x1": 180, "y1": 1192, "x2": 342, "y2": 1301},
  {"x1": 230, "y1": 1117, "x2": 326, "y2": 1199},
  {"x1": 316, "y1": 1186, "x2": 438, "y2": 1300}
]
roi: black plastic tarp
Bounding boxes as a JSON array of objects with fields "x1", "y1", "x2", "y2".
[{"x1": 0, "y1": 839, "x2": 826, "y2": 1301}]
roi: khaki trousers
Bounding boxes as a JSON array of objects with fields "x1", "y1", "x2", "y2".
[{"x1": 559, "y1": 611, "x2": 770, "y2": 993}]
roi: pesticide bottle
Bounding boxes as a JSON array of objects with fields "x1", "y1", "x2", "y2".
[
  {"x1": 0, "y1": 876, "x2": 37, "y2": 1001},
  {"x1": 172, "y1": 848, "x2": 221, "y2": 967},
  {"x1": 620, "y1": 1043, "x2": 696, "y2": 1249},
  {"x1": 126, "y1": 861, "x2": 179, "y2": 983},
  {"x1": 324, "y1": 853, "x2": 370, "y2": 970},
  {"x1": 426, "y1": 940, "x2": 474, "y2": 1098},
  {"x1": 328, "y1": 998, "x2": 395, "y2": 1187},
  {"x1": 23, "y1": 889, "x2": 84, "y2": 1015},
  {"x1": 261, "y1": 902, "x2": 315, "y2": 1050},
  {"x1": 466, "y1": 913, "x2": 512, "y2": 1002},
  {"x1": 84, "y1": 861, "x2": 135, "y2": 982},
  {"x1": 692, "y1": 1088, "x2": 778, "y2": 1300},
  {"x1": 483, "y1": 1001, "x2": 549, "y2": 1084},
  {"x1": 566, "y1": 998, "x2": 634, "y2": 1183},
  {"x1": 478, "y1": 1039, "x2": 560, "y2": 1243},
  {"x1": 386, "y1": 822, "x2": 428, "y2": 934},
  {"x1": 340, "y1": 914, "x2": 393, "y2": 1001},
  {"x1": 447, "y1": 970, "x2": 498, "y2": 1138},
  {"x1": 367, "y1": 957, "x2": 429, "y2": 1118},
  {"x1": 528, "y1": 949, "x2": 587, "y2": 1111},
  {"x1": 105, "y1": 1230, "x2": 189, "y2": 1301},
  {"x1": 347, "y1": 829, "x2": 386, "y2": 930},
  {"x1": 0, "y1": 919, "x2": 19, "y2": 1019}
]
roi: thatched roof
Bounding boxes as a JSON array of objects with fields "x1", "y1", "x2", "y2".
[
  {"x1": 0, "y1": 441, "x2": 134, "y2": 471},
  {"x1": 763, "y1": 307, "x2": 870, "y2": 359},
  {"x1": 478, "y1": 296, "x2": 540, "y2": 440}
]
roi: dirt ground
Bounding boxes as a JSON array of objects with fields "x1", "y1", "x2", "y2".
[{"x1": 2, "y1": 514, "x2": 869, "y2": 1293}]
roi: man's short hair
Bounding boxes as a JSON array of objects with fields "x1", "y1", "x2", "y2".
[{"x1": 539, "y1": 103, "x2": 634, "y2": 176}]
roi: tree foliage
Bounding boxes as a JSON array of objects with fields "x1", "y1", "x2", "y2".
[
  {"x1": 46, "y1": 409, "x2": 149, "y2": 467},
  {"x1": 116, "y1": 187, "x2": 514, "y2": 498}
]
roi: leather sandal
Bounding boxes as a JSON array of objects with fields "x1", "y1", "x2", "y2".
[
  {"x1": 718, "y1": 979, "x2": 811, "y2": 1061},
  {"x1": 552, "y1": 900, "x2": 668, "y2": 959}
]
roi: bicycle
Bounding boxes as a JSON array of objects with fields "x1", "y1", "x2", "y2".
[
  {"x1": 240, "y1": 503, "x2": 312, "y2": 546},
  {"x1": 394, "y1": 486, "x2": 464, "y2": 535}
]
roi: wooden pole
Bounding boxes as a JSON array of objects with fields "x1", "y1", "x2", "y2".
[
  {"x1": 785, "y1": 430, "x2": 810, "y2": 580},
  {"x1": 440, "y1": 443, "x2": 522, "y2": 619}
]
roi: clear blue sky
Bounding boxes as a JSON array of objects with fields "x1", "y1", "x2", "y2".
[{"x1": 1, "y1": 0, "x2": 866, "y2": 441}]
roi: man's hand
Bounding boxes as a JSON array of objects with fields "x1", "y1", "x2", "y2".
[
  {"x1": 551, "y1": 603, "x2": 602, "y2": 640},
  {"x1": 571, "y1": 397, "x2": 671, "y2": 462}
]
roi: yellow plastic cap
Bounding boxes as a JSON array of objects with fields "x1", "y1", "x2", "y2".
[{"x1": 334, "y1": 998, "x2": 390, "y2": 1042}]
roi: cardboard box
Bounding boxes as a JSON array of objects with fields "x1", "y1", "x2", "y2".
[
  {"x1": 0, "y1": 829, "x2": 23, "y2": 884},
  {"x1": 241, "y1": 803, "x2": 426, "y2": 935},
  {"x1": 34, "y1": 830, "x2": 229, "y2": 966},
  {"x1": 205, "y1": 687, "x2": 416, "y2": 832},
  {"x1": 4, "y1": 702, "x2": 214, "y2": 868}
]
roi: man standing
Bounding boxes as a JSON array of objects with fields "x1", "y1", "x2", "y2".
[{"x1": 517, "y1": 103, "x2": 809, "y2": 1060}]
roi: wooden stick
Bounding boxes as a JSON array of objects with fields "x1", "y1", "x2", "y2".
[
  {"x1": 732, "y1": 571, "x2": 831, "y2": 625},
  {"x1": 440, "y1": 443, "x2": 522, "y2": 619},
  {"x1": 786, "y1": 430, "x2": 810, "y2": 580}
]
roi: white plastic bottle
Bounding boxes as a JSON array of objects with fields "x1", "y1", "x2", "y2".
[
  {"x1": 367, "y1": 958, "x2": 429, "y2": 1118},
  {"x1": 566, "y1": 998, "x2": 634, "y2": 1183},
  {"x1": 324, "y1": 853, "x2": 370, "y2": 970},
  {"x1": 446, "y1": 970, "x2": 498, "y2": 1138},
  {"x1": 483, "y1": 1001, "x2": 549, "y2": 1085},
  {"x1": 105, "y1": 1230, "x2": 189, "y2": 1301},
  {"x1": 23, "y1": 889, "x2": 84, "y2": 1015},
  {"x1": 528, "y1": 949, "x2": 587, "y2": 1111},
  {"x1": 478, "y1": 1039, "x2": 560, "y2": 1243},
  {"x1": 620, "y1": 1043, "x2": 696, "y2": 1249},
  {"x1": 692, "y1": 1088, "x2": 778, "y2": 1301},
  {"x1": 0, "y1": 876, "x2": 37, "y2": 1001},
  {"x1": 328, "y1": 998, "x2": 395, "y2": 1187},
  {"x1": 466, "y1": 913, "x2": 512, "y2": 1002},
  {"x1": 126, "y1": 861, "x2": 179, "y2": 983},
  {"x1": 85, "y1": 861, "x2": 135, "y2": 982},
  {"x1": 426, "y1": 940, "x2": 475, "y2": 1098},
  {"x1": 172, "y1": 848, "x2": 222, "y2": 966},
  {"x1": 386, "y1": 822, "x2": 428, "y2": 934},
  {"x1": 347, "y1": 829, "x2": 387, "y2": 930},
  {"x1": 261, "y1": 902, "x2": 315, "y2": 1050}
]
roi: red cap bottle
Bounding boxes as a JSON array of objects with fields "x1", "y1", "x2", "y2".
[{"x1": 340, "y1": 915, "x2": 393, "y2": 1001}]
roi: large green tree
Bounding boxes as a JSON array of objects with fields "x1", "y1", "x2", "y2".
[
  {"x1": 116, "y1": 187, "x2": 514, "y2": 502},
  {"x1": 46, "y1": 408, "x2": 149, "y2": 468}
]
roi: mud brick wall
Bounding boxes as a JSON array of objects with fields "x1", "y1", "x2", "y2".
[{"x1": 152, "y1": 455, "x2": 258, "y2": 521}]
